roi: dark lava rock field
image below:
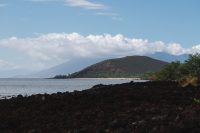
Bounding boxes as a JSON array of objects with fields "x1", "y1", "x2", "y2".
[{"x1": 0, "y1": 81, "x2": 199, "y2": 133}]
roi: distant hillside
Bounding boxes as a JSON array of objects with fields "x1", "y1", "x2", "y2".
[
  {"x1": 148, "y1": 52, "x2": 188, "y2": 63},
  {"x1": 25, "y1": 52, "x2": 186, "y2": 78},
  {"x1": 68, "y1": 56, "x2": 168, "y2": 78},
  {"x1": 29, "y1": 58, "x2": 104, "y2": 78}
]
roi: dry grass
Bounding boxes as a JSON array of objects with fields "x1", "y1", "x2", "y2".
[{"x1": 179, "y1": 76, "x2": 198, "y2": 87}]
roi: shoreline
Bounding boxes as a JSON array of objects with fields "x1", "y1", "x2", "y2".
[
  {"x1": 0, "y1": 79, "x2": 146, "y2": 99},
  {"x1": 71, "y1": 77, "x2": 142, "y2": 80},
  {"x1": 0, "y1": 81, "x2": 199, "y2": 132}
]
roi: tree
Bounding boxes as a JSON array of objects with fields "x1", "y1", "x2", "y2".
[
  {"x1": 156, "y1": 61, "x2": 182, "y2": 80},
  {"x1": 154, "y1": 53, "x2": 200, "y2": 83},
  {"x1": 184, "y1": 53, "x2": 200, "y2": 79}
]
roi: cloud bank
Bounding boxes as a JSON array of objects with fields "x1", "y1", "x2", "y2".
[{"x1": 0, "y1": 32, "x2": 199, "y2": 71}]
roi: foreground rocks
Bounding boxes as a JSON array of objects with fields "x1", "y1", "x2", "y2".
[{"x1": 0, "y1": 81, "x2": 199, "y2": 133}]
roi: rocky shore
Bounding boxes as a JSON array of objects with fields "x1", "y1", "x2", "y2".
[{"x1": 0, "y1": 81, "x2": 199, "y2": 133}]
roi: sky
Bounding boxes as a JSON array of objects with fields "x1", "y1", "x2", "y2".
[{"x1": 0, "y1": 0, "x2": 200, "y2": 76}]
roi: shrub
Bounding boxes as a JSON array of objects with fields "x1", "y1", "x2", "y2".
[{"x1": 155, "y1": 53, "x2": 200, "y2": 81}]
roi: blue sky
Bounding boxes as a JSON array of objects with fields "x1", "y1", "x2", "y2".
[
  {"x1": 1, "y1": 0, "x2": 200, "y2": 46},
  {"x1": 0, "y1": 0, "x2": 200, "y2": 77}
]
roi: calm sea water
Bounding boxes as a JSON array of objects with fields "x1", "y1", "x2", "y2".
[{"x1": 0, "y1": 78, "x2": 144, "y2": 99}]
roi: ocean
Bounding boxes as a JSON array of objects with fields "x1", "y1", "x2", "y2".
[{"x1": 0, "y1": 78, "x2": 145, "y2": 99}]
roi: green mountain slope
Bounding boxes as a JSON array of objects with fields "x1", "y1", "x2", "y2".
[{"x1": 68, "y1": 56, "x2": 168, "y2": 78}]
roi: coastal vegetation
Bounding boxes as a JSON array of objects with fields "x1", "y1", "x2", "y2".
[
  {"x1": 155, "y1": 53, "x2": 200, "y2": 82},
  {"x1": 53, "y1": 75, "x2": 68, "y2": 79}
]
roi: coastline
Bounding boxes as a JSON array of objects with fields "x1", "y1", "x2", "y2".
[
  {"x1": 0, "y1": 81, "x2": 199, "y2": 132},
  {"x1": 0, "y1": 78, "x2": 144, "y2": 100},
  {"x1": 71, "y1": 77, "x2": 142, "y2": 80}
]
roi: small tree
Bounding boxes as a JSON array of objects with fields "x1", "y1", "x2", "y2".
[
  {"x1": 156, "y1": 61, "x2": 182, "y2": 80},
  {"x1": 184, "y1": 53, "x2": 200, "y2": 79},
  {"x1": 155, "y1": 53, "x2": 200, "y2": 82}
]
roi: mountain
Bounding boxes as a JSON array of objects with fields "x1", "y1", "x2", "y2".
[
  {"x1": 148, "y1": 52, "x2": 188, "y2": 62},
  {"x1": 67, "y1": 56, "x2": 168, "y2": 78},
  {"x1": 30, "y1": 58, "x2": 105, "y2": 78},
  {"x1": 28, "y1": 52, "x2": 187, "y2": 78}
]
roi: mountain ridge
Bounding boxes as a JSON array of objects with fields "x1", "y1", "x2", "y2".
[
  {"x1": 67, "y1": 56, "x2": 168, "y2": 78},
  {"x1": 24, "y1": 52, "x2": 188, "y2": 78}
]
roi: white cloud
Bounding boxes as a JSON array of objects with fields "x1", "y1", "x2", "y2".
[
  {"x1": 65, "y1": 0, "x2": 106, "y2": 10},
  {"x1": 30, "y1": 0, "x2": 106, "y2": 10},
  {"x1": 0, "y1": 32, "x2": 199, "y2": 71},
  {"x1": 30, "y1": 0, "x2": 120, "y2": 20},
  {"x1": 164, "y1": 43, "x2": 186, "y2": 55},
  {"x1": 189, "y1": 45, "x2": 200, "y2": 54}
]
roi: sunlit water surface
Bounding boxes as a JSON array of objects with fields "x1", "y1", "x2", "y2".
[{"x1": 0, "y1": 78, "x2": 145, "y2": 99}]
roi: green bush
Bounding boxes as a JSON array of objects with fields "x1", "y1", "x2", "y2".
[
  {"x1": 155, "y1": 53, "x2": 200, "y2": 81},
  {"x1": 155, "y1": 61, "x2": 182, "y2": 80}
]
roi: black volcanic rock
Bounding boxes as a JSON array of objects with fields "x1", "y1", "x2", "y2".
[
  {"x1": 0, "y1": 81, "x2": 199, "y2": 133},
  {"x1": 69, "y1": 56, "x2": 168, "y2": 78}
]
